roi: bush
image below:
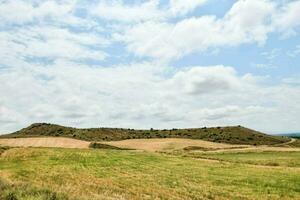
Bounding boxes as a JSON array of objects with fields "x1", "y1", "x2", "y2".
[
  {"x1": 89, "y1": 142, "x2": 130, "y2": 150},
  {"x1": 5, "y1": 192, "x2": 18, "y2": 200}
]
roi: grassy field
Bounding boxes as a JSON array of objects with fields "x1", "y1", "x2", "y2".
[
  {"x1": 101, "y1": 138, "x2": 249, "y2": 152},
  {"x1": 0, "y1": 137, "x2": 90, "y2": 149},
  {"x1": 185, "y1": 151, "x2": 300, "y2": 167},
  {"x1": 0, "y1": 147, "x2": 299, "y2": 200}
]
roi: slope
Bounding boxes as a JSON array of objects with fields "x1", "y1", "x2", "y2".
[{"x1": 0, "y1": 123, "x2": 290, "y2": 145}]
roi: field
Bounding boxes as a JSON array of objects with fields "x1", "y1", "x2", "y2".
[
  {"x1": 0, "y1": 145, "x2": 300, "y2": 200},
  {"x1": 0, "y1": 124, "x2": 299, "y2": 200},
  {"x1": 0, "y1": 137, "x2": 90, "y2": 149},
  {"x1": 100, "y1": 138, "x2": 249, "y2": 152},
  {"x1": 185, "y1": 151, "x2": 300, "y2": 167}
]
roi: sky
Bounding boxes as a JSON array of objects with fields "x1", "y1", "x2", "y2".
[{"x1": 0, "y1": 0, "x2": 300, "y2": 134}]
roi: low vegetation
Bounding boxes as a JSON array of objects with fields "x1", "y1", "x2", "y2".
[
  {"x1": 0, "y1": 178, "x2": 68, "y2": 200},
  {"x1": 182, "y1": 145, "x2": 248, "y2": 151},
  {"x1": 0, "y1": 147, "x2": 299, "y2": 200},
  {"x1": 89, "y1": 142, "x2": 131, "y2": 150},
  {"x1": 0, "y1": 123, "x2": 290, "y2": 145},
  {"x1": 0, "y1": 146, "x2": 9, "y2": 155}
]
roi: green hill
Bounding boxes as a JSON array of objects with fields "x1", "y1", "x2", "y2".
[{"x1": 0, "y1": 123, "x2": 290, "y2": 145}]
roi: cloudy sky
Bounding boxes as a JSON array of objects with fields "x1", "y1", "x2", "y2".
[{"x1": 0, "y1": 0, "x2": 300, "y2": 134}]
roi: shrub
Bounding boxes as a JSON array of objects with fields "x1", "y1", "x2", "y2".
[
  {"x1": 267, "y1": 162, "x2": 280, "y2": 166},
  {"x1": 89, "y1": 142, "x2": 130, "y2": 150},
  {"x1": 5, "y1": 192, "x2": 18, "y2": 200}
]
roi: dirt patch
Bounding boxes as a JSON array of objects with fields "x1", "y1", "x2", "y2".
[{"x1": 0, "y1": 137, "x2": 90, "y2": 149}]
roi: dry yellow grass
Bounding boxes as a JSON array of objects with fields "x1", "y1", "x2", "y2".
[
  {"x1": 0, "y1": 137, "x2": 90, "y2": 149},
  {"x1": 1, "y1": 137, "x2": 299, "y2": 153},
  {"x1": 102, "y1": 138, "x2": 249, "y2": 152},
  {"x1": 218, "y1": 146, "x2": 300, "y2": 152},
  {"x1": 102, "y1": 138, "x2": 300, "y2": 152}
]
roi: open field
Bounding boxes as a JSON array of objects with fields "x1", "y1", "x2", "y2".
[
  {"x1": 0, "y1": 128, "x2": 299, "y2": 199},
  {"x1": 184, "y1": 151, "x2": 300, "y2": 167},
  {"x1": 0, "y1": 147, "x2": 300, "y2": 200},
  {"x1": 102, "y1": 138, "x2": 249, "y2": 152},
  {"x1": 0, "y1": 137, "x2": 90, "y2": 149},
  {"x1": 1, "y1": 137, "x2": 299, "y2": 152}
]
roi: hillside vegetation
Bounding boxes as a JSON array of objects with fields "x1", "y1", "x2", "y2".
[{"x1": 0, "y1": 123, "x2": 290, "y2": 145}]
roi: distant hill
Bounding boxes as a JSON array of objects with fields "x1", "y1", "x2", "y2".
[
  {"x1": 0, "y1": 123, "x2": 290, "y2": 145},
  {"x1": 277, "y1": 133, "x2": 300, "y2": 139}
]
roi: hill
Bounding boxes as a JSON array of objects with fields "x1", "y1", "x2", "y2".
[
  {"x1": 0, "y1": 123, "x2": 290, "y2": 145},
  {"x1": 278, "y1": 133, "x2": 300, "y2": 139}
]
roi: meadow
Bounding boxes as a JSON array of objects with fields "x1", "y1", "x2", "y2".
[{"x1": 0, "y1": 147, "x2": 299, "y2": 200}]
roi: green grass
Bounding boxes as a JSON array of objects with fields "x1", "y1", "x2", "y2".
[
  {"x1": 0, "y1": 148, "x2": 299, "y2": 200},
  {"x1": 0, "y1": 123, "x2": 290, "y2": 145},
  {"x1": 0, "y1": 178, "x2": 69, "y2": 200},
  {"x1": 187, "y1": 151, "x2": 300, "y2": 167}
]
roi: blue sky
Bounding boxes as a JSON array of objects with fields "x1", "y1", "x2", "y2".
[{"x1": 0, "y1": 0, "x2": 300, "y2": 134}]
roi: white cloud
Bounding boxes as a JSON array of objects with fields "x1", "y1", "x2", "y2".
[
  {"x1": 169, "y1": 0, "x2": 207, "y2": 16},
  {"x1": 91, "y1": 0, "x2": 207, "y2": 23},
  {"x1": 0, "y1": 26, "x2": 108, "y2": 67},
  {"x1": 168, "y1": 66, "x2": 248, "y2": 95},
  {"x1": 252, "y1": 63, "x2": 277, "y2": 69},
  {"x1": 91, "y1": 0, "x2": 165, "y2": 23},
  {"x1": 273, "y1": 0, "x2": 300, "y2": 37},
  {"x1": 117, "y1": 0, "x2": 276, "y2": 60},
  {"x1": 282, "y1": 76, "x2": 300, "y2": 85},
  {"x1": 1, "y1": 63, "x2": 300, "y2": 133},
  {"x1": 0, "y1": 0, "x2": 97, "y2": 29},
  {"x1": 0, "y1": 0, "x2": 72, "y2": 24},
  {"x1": 261, "y1": 48, "x2": 281, "y2": 60}
]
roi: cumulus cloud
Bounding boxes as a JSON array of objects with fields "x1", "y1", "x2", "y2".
[
  {"x1": 273, "y1": 0, "x2": 300, "y2": 37},
  {"x1": 117, "y1": 0, "x2": 275, "y2": 60},
  {"x1": 117, "y1": 0, "x2": 300, "y2": 60},
  {"x1": 168, "y1": 66, "x2": 246, "y2": 94},
  {"x1": 1, "y1": 63, "x2": 300, "y2": 133}
]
